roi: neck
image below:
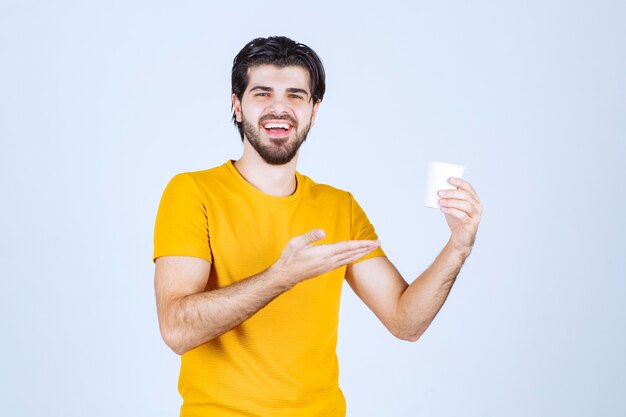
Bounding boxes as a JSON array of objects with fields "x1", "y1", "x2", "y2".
[{"x1": 233, "y1": 141, "x2": 299, "y2": 197}]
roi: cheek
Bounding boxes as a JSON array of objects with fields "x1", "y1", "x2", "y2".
[
  {"x1": 240, "y1": 106, "x2": 258, "y2": 123},
  {"x1": 245, "y1": 102, "x2": 265, "y2": 117},
  {"x1": 298, "y1": 110, "x2": 314, "y2": 126},
  {"x1": 294, "y1": 105, "x2": 312, "y2": 118}
]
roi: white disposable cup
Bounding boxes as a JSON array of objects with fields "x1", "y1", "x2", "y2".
[{"x1": 425, "y1": 161, "x2": 465, "y2": 209}]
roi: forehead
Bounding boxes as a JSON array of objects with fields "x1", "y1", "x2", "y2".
[{"x1": 246, "y1": 65, "x2": 311, "y2": 92}]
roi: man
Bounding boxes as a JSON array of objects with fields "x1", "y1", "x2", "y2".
[{"x1": 153, "y1": 36, "x2": 483, "y2": 417}]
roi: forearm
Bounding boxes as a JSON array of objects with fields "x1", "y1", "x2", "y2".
[
  {"x1": 164, "y1": 266, "x2": 293, "y2": 354},
  {"x1": 395, "y1": 239, "x2": 470, "y2": 341},
  {"x1": 158, "y1": 229, "x2": 380, "y2": 355}
]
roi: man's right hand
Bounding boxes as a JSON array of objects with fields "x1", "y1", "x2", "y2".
[
  {"x1": 271, "y1": 228, "x2": 381, "y2": 285},
  {"x1": 155, "y1": 229, "x2": 380, "y2": 354}
]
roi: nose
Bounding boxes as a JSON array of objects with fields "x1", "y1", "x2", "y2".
[{"x1": 266, "y1": 96, "x2": 289, "y2": 115}]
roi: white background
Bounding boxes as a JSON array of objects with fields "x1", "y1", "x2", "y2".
[{"x1": 1, "y1": 1, "x2": 625, "y2": 416}]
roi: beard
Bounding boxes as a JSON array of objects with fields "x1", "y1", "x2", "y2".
[{"x1": 242, "y1": 114, "x2": 312, "y2": 165}]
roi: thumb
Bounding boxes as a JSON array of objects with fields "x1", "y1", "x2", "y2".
[{"x1": 301, "y1": 228, "x2": 326, "y2": 245}]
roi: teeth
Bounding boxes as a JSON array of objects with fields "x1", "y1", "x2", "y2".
[{"x1": 264, "y1": 123, "x2": 290, "y2": 130}]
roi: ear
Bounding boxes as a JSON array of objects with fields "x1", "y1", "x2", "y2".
[
  {"x1": 310, "y1": 99, "x2": 321, "y2": 127},
  {"x1": 232, "y1": 94, "x2": 243, "y2": 123}
]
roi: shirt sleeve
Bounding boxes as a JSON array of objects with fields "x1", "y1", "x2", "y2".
[
  {"x1": 153, "y1": 173, "x2": 212, "y2": 263},
  {"x1": 348, "y1": 192, "x2": 386, "y2": 265}
]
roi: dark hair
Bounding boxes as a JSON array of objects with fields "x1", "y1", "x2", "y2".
[{"x1": 231, "y1": 36, "x2": 326, "y2": 140}]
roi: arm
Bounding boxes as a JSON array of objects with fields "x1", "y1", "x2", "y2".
[
  {"x1": 155, "y1": 229, "x2": 380, "y2": 355},
  {"x1": 345, "y1": 177, "x2": 482, "y2": 342},
  {"x1": 346, "y1": 241, "x2": 469, "y2": 341}
]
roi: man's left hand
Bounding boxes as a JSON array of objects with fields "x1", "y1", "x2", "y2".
[{"x1": 437, "y1": 177, "x2": 483, "y2": 253}]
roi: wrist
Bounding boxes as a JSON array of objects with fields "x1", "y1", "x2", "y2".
[
  {"x1": 447, "y1": 238, "x2": 472, "y2": 258},
  {"x1": 267, "y1": 261, "x2": 298, "y2": 290}
]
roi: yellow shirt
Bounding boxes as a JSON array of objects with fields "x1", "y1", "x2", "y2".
[{"x1": 154, "y1": 160, "x2": 385, "y2": 417}]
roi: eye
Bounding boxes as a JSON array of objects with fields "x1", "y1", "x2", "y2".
[
  {"x1": 255, "y1": 92, "x2": 269, "y2": 97},
  {"x1": 289, "y1": 94, "x2": 303, "y2": 100}
]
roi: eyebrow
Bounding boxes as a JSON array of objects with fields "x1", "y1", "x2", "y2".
[
  {"x1": 249, "y1": 86, "x2": 310, "y2": 96},
  {"x1": 249, "y1": 86, "x2": 272, "y2": 92},
  {"x1": 286, "y1": 88, "x2": 309, "y2": 96}
]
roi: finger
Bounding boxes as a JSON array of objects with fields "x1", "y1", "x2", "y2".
[
  {"x1": 440, "y1": 205, "x2": 471, "y2": 222},
  {"x1": 440, "y1": 188, "x2": 484, "y2": 217},
  {"x1": 337, "y1": 244, "x2": 378, "y2": 259},
  {"x1": 326, "y1": 239, "x2": 380, "y2": 254},
  {"x1": 447, "y1": 177, "x2": 480, "y2": 203},
  {"x1": 315, "y1": 242, "x2": 377, "y2": 265},
  {"x1": 333, "y1": 246, "x2": 378, "y2": 266},
  {"x1": 437, "y1": 189, "x2": 479, "y2": 206},
  {"x1": 299, "y1": 228, "x2": 326, "y2": 246},
  {"x1": 439, "y1": 198, "x2": 477, "y2": 217}
]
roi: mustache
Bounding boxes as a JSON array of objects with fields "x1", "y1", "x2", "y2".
[{"x1": 259, "y1": 113, "x2": 298, "y2": 126}]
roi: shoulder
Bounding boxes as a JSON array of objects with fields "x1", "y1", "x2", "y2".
[
  {"x1": 182, "y1": 163, "x2": 229, "y2": 184},
  {"x1": 299, "y1": 174, "x2": 374, "y2": 220},
  {"x1": 165, "y1": 162, "x2": 231, "y2": 192},
  {"x1": 299, "y1": 173, "x2": 353, "y2": 203}
]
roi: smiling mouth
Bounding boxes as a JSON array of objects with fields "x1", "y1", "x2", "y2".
[{"x1": 262, "y1": 122, "x2": 293, "y2": 139}]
